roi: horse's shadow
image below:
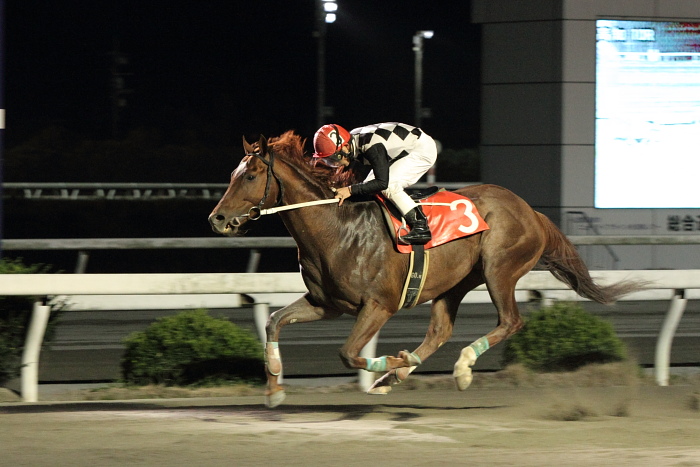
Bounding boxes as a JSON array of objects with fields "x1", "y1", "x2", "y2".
[{"x1": 0, "y1": 401, "x2": 506, "y2": 424}]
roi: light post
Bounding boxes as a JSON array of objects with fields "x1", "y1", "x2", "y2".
[
  {"x1": 413, "y1": 30, "x2": 434, "y2": 182},
  {"x1": 315, "y1": 0, "x2": 337, "y2": 129},
  {"x1": 413, "y1": 30, "x2": 433, "y2": 128}
]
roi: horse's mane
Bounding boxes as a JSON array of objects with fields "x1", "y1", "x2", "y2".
[{"x1": 268, "y1": 131, "x2": 361, "y2": 188}]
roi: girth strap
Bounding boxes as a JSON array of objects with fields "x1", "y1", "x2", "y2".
[{"x1": 399, "y1": 245, "x2": 430, "y2": 309}]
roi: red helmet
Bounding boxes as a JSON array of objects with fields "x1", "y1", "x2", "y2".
[{"x1": 312, "y1": 124, "x2": 351, "y2": 159}]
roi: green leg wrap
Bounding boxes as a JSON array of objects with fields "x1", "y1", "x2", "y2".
[
  {"x1": 406, "y1": 351, "x2": 422, "y2": 366},
  {"x1": 469, "y1": 336, "x2": 490, "y2": 358},
  {"x1": 365, "y1": 356, "x2": 388, "y2": 372}
]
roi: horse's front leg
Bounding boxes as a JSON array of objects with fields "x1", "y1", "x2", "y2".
[
  {"x1": 368, "y1": 290, "x2": 461, "y2": 395},
  {"x1": 265, "y1": 293, "x2": 341, "y2": 408},
  {"x1": 338, "y1": 299, "x2": 414, "y2": 375}
]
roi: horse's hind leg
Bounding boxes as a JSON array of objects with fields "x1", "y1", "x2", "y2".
[
  {"x1": 453, "y1": 271, "x2": 527, "y2": 391},
  {"x1": 368, "y1": 277, "x2": 478, "y2": 395},
  {"x1": 265, "y1": 293, "x2": 342, "y2": 408}
]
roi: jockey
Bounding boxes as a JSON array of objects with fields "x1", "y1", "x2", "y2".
[{"x1": 312, "y1": 122, "x2": 438, "y2": 245}]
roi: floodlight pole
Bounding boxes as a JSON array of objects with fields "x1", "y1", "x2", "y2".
[
  {"x1": 0, "y1": 0, "x2": 5, "y2": 257},
  {"x1": 315, "y1": 0, "x2": 327, "y2": 129},
  {"x1": 315, "y1": 1, "x2": 337, "y2": 129},
  {"x1": 413, "y1": 30, "x2": 432, "y2": 128},
  {"x1": 413, "y1": 30, "x2": 434, "y2": 182}
]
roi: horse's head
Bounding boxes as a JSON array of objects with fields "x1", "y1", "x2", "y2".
[{"x1": 208, "y1": 135, "x2": 281, "y2": 236}]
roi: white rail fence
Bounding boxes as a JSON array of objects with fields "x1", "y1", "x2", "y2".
[
  {"x1": 0, "y1": 270, "x2": 696, "y2": 402},
  {"x1": 4, "y1": 235, "x2": 700, "y2": 250},
  {"x1": 4, "y1": 234, "x2": 700, "y2": 275}
]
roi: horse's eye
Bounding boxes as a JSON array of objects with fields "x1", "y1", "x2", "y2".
[{"x1": 245, "y1": 174, "x2": 256, "y2": 181}]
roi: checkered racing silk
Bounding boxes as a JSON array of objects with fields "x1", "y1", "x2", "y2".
[{"x1": 350, "y1": 122, "x2": 423, "y2": 165}]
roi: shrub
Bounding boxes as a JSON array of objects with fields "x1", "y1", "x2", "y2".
[
  {"x1": 121, "y1": 309, "x2": 265, "y2": 386},
  {"x1": 501, "y1": 302, "x2": 627, "y2": 372},
  {"x1": 0, "y1": 258, "x2": 62, "y2": 386}
]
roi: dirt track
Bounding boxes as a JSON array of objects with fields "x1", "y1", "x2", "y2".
[{"x1": 2, "y1": 382, "x2": 699, "y2": 467}]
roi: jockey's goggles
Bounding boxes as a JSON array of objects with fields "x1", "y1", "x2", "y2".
[
  {"x1": 316, "y1": 150, "x2": 346, "y2": 167},
  {"x1": 327, "y1": 150, "x2": 346, "y2": 161}
]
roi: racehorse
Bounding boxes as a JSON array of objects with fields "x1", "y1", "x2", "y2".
[{"x1": 208, "y1": 131, "x2": 641, "y2": 408}]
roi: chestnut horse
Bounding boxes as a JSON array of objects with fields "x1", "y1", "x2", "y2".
[{"x1": 209, "y1": 131, "x2": 639, "y2": 408}]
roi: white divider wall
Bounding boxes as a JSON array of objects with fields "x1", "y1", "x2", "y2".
[
  {"x1": 0, "y1": 269, "x2": 696, "y2": 402},
  {"x1": 3, "y1": 270, "x2": 700, "y2": 295}
]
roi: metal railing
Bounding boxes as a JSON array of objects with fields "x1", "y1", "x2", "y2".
[{"x1": 2, "y1": 182, "x2": 473, "y2": 201}]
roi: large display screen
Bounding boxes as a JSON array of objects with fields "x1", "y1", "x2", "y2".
[{"x1": 595, "y1": 20, "x2": 700, "y2": 208}]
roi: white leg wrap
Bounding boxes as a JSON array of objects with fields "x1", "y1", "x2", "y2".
[{"x1": 265, "y1": 342, "x2": 282, "y2": 376}]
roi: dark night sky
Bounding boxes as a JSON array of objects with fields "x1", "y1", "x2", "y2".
[{"x1": 5, "y1": 1, "x2": 480, "y2": 151}]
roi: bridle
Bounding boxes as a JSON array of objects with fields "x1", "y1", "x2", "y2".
[
  {"x1": 236, "y1": 145, "x2": 340, "y2": 221},
  {"x1": 244, "y1": 148, "x2": 285, "y2": 220}
]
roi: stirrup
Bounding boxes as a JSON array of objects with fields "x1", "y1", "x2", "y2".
[{"x1": 399, "y1": 229, "x2": 432, "y2": 245}]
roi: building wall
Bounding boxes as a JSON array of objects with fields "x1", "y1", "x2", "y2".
[{"x1": 472, "y1": 0, "x2": 700, "y2": 269}]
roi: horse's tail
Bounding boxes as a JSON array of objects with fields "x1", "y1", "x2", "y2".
[{"x1": 535, "y1": 212, "x2": 644, "y2": 304}]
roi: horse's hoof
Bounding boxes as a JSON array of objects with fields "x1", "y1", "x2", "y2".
[
  {"x1": 453, "y1": 366, "x2": 473, "y2": 391},
  {"x1": 396, "y1": 365, "x2": 416, "y2": 382},
  {"x1": 453, "y1": 347, "x2": 477, "y2": 391},
  {"x1": 367, "y1": 373, "x2": 394, "y2": 395},
  {"x1": 265, "y1": 389, "x2": 286, "y2": 408},
  {"x1": 367, "y1": 385, "x2": 391, "y2": 395}
]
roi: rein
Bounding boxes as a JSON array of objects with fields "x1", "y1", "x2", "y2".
[
  {"x1": 243, "y1": 149, "x2": 339, "y2": 220},
  {"x1": 241, "y1": 198, "x2": 339, "y2": 219}
]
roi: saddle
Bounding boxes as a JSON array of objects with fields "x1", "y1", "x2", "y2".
[
  {"x1": 377, "y1": 188, "x2": 490, "y2": 309},
  {"x1": 377, "y1": 188, "x2": 490, "y2": 254}
]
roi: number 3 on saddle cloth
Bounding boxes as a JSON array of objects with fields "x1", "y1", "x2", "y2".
[
  {"x1": 377, "y1": 189, "x2": 490, "y2": 308},
  {"x1": 376, "y1": 189, "x2": 490, "y2": 254}
]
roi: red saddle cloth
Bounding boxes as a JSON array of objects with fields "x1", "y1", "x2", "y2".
[{"x1": 378, "y1": 190, "x2": 490, "y2": 254}]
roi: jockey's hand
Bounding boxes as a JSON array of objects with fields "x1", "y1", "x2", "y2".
[{"x1": 333, "y1": 186, "x2": 352, "y2": 206}]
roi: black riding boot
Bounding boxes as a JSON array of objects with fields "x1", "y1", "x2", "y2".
[{"x1": 400, "y1": 206, "x2": 432, "y2": 245}]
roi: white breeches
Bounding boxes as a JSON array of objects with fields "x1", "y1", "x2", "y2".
[{"x1": 363, "y1": 134, "x2": 438, "y2": 215}]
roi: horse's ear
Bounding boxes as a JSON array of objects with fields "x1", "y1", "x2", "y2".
[
  {"x1": 242, "y1": 136, "x2": 255, "y2": 155},
  {"x1": 258, "y1": 135, "x2": 269, "y2": 154}
]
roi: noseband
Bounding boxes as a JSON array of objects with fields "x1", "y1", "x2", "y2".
[{"x1": 245, "y1": 149, "x2": 285, "y2": 220}]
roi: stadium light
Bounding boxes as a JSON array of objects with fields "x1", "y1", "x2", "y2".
[{"x1": 322, "y1": 0, "x2": 337, "y2": 23}]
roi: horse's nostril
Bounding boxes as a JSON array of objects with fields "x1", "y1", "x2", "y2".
[{"x1": 208, "y1": 213, "x2": 225, "y2": 226}]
